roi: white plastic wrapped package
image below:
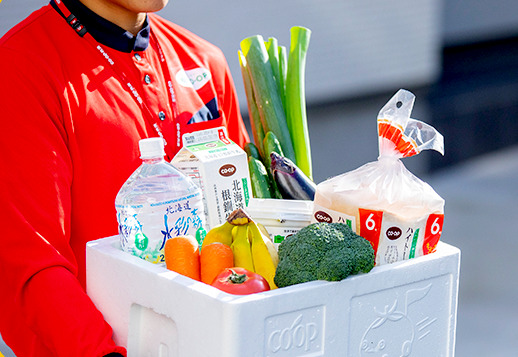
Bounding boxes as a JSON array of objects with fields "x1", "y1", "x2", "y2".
[{"x1": 312, "y1": 89, "x2": 445, "y2": 265}]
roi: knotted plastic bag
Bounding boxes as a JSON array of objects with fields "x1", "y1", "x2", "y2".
[{"x1": 312, "y1": 89, "x2": 445, "y2": 265}]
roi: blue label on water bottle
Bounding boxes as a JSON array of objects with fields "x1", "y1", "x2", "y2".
[{"x1": 117, "y1": 191, "x2": 205, "y2": 264}]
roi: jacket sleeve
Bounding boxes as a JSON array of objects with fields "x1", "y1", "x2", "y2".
[{"x1": 0, "y1": 46, "x2": 126, "y2": 357}]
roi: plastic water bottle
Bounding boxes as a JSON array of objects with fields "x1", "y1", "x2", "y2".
[{"x1": 115, "y1": 137, "x2": 205, "y2": 264}]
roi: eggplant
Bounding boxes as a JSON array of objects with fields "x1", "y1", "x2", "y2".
[{"x1": 270, "y1": 152, "x2": 316, "y2": 200}]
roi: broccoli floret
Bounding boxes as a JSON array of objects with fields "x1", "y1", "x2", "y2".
[
  {"x1": 316, "y1": 245, "x2": 354, "y2": 281},
  {"x1": 274, "y1": 222, "x2": 375, "y2": 288},
  {"x1": 275, "y1": 258, "x2": 317, "y2": 286}
]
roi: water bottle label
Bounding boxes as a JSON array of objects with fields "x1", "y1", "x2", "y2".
[{"x1": 117, "y1": 192, "x2": 204, "y2": 264}]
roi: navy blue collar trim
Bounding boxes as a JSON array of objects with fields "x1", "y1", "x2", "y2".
[{"x1": 50, "y1": 0, "x2": 150, "y2": 52}]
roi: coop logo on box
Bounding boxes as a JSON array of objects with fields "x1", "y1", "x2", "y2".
[
  {"x1": 219, "y1": 164, "x2": 236, "y2": 177},
  {"x1": 314, "y1": 211, "x2": 332, "y2": 223},
  {"x1": 386, "y1": 226, "x2": 402, "y2": 240},
  {"x1": 265, "y1": 306, "x2": 324, "y2": 356}
]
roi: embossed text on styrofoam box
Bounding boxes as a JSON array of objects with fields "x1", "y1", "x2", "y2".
[{"x1": 264, "y1": 305, "x2": 325, "y2": 357}]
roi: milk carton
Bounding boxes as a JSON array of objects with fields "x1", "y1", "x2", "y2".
[{"x1": 171, "y1": 127, "x2": 252, "y2": 230}]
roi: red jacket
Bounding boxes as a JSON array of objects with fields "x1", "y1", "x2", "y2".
[{"x1": 0, "y1": 2, "x2": 248, "y2": 356}]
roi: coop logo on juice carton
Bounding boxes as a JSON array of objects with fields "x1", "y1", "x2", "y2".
[{"x1": 219, "y1": 164, "x2": 236, "y2": 177}]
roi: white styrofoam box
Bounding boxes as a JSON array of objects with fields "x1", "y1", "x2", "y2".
[{"x1": 86, "y1": 236, "x2": 460, "y2": 357}]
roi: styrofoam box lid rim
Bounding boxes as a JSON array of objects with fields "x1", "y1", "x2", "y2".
[{"x1": 87, "y1": 236, "x2": 460, "y2": 304}]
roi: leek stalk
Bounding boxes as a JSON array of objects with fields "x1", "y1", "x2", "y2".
[
  {"x1": 240, "y1": 35, "x2": 296, "y2": 164},
  {"x1": 286, "y1": 26, "x2": 312, "y2": 180},
  {"x1": 238, "y1": 50, "x2": 265, "y2": 157},
  {"x1": 278, "y1": 45, "x2": 288, "y2": 115}
]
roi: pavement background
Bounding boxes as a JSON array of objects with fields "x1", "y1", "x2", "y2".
[{"x1": 426, "y1": 144, "x2": 518, "y2": 356}]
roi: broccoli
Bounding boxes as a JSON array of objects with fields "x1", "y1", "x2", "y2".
[{"x1": 274, "y1": 222, "x2": 375, "y2": 288}]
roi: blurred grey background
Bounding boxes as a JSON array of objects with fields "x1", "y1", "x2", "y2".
[{"x1": 2, "y1": 0, "x2": 518, "y2": 355}]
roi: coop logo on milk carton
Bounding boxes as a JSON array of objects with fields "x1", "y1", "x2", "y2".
[
  {"x1": 219, "y1": 164, "x2": 236, "y2": 177},
  {"x1": 265, "y1": 306, "x2": 324, "y2": 356}
]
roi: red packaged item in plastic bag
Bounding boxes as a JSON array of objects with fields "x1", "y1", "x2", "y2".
[{"x1": 312, "y1": 89, "x2": 445, "y2": 265}]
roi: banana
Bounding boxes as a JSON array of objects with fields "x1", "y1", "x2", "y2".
[
  {"x1": 249, "y1": 221, "x2": 277, "y2": 289},
  {"x1": 230, "y1": 224, "x2": 255, "y2": 272},
  {"x1": 261, "y1": 232, "x2": 279, "y2": 267},
  {"x1": 203, "y1": 207, "x2": 278, "y2": 289},
  {"x1": 202, "y1": 208, "x2": 252, "y2": 248},
  {"x1": 255, "y1": 222, "x2": 279, "y2": 267},
  {"x1": 201, "y1": 221, "x2": 234, "y2": 248},
  {"x1": 226, "y1": 208, "x2": 252, "y2": 226},
  {"x1": 257, "y1": 222, "x2": 271, "y2": 238}
]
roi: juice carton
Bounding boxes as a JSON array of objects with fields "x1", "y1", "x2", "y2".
[{"x1": 171, "y1": 127, "x2": 252, "y2": 230}]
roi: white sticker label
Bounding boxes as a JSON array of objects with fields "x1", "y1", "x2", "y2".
[
  {"x1": 176, "y1": 68, "x2": 211, "y2": 90},
  {"x1": 376, "y1": 212, "x2": 428, "y2": 264}
]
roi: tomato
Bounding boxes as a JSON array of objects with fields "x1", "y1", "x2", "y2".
[{"x1": 211, "y1": 267, "x2": 270, "y2": 295}]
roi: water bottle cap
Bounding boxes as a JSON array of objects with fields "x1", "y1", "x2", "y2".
[{"x1": 139, "y1": 137, "x2": 166, "y2": 159}]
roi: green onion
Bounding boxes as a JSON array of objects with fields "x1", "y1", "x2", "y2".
[
  {"x1": 286, "y1": 26, "x2": 312, "y2": 180},
  {"x1": 240, "y1": 35, "x2": 296, "y2": 164},
  {"x1": 278, "y1": 45, "x2": 288, "y2": 115},
  {"x1": 265, "y1": 37, "x2": 286, "y2": 116},
  {"x1": 262, "y1": 131, "x2": 284, "y2": 199},
  {"x1": 238, "y1": 50, "x2": 265, "y2": 157}
]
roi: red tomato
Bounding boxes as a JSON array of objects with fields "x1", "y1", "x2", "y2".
[{"x1": 211, "y1": 267, "x2": 270, "y2": 295}]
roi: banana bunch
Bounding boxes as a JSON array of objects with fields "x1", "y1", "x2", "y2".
[{"x1": 202, "y1": 208, "x2": 278, "y2": 289}]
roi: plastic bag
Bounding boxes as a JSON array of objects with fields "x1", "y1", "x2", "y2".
[{"x1": 312, "y1": 89, "x2": 445, "y2": 265}]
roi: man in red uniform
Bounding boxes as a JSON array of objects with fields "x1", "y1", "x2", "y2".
[{"x1": 0, "y1": 0, "x2": 249, "y2": 355}]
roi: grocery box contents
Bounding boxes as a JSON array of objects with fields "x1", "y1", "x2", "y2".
[
  {"x1": 240, "y1": 27, "x2": 315, "y2": 199},
  {"x1": 86, "y1": 236, "x2": 460, "y2": 357},
  {"x1": 200, "y1": 208, "x2": 279, "y2": 290},
  {"x1": 312, "y1": 89, "x2": 445, "y2": 265},
  {"x1": 274, "y1": 222, "x2": 375, "y2": 288},
  {"x1": 171, "y1": 127, "x2": 252, "y2": 230},
  {"x1": 158, "y1": 208, "x2": 279, "y2": 292},
  {"x1": 98, "y1": 23, "x2": 461, "y2": 356},
  {"x1": 246, "y1": 198, "x2": 313, "y2": 247},
  {"x1": 269, "y1": 151, "x2": 316, "y2": 200},
  {"x1": 115, "y1": 138, "x2": 205, "y2": 264}
]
